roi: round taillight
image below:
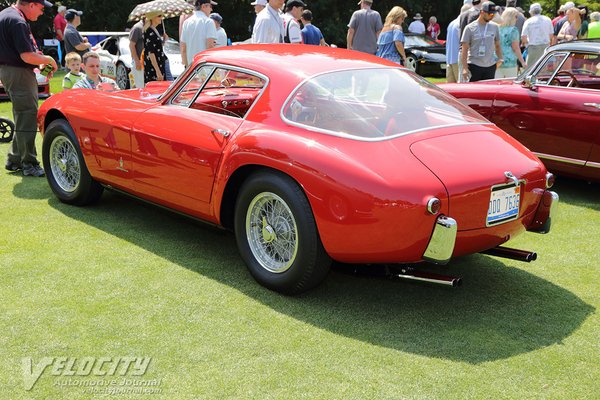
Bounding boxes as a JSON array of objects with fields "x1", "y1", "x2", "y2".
[
  {"x1": 546, "y1": 172, "x2": 555, "y2": 189},
  {"x1": 427, "y1": 197, "x2": 441, "y2": 215}
]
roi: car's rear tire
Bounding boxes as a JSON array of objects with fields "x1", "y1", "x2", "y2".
[
  {"x1": 234, "y1": 171, "x2": 331, "y2": 294},
  {"x1": 0, "y1": 117, "x2": 14, "y2": 143},
  {"x1": 116, "y1": 63, "x2": 130, "y2": 90},
  {"x1": 42, "y1": 119, "x2": 103, "y2": 206}
]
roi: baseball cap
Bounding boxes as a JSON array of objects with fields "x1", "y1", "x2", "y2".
[
  {"x1": 472, "y1": 0, "x2": 481, "y2": 5},
  {"x1": 197, "y1": 0, "x2": 218, "y2": 5},
  {"x1": 209, "y1": 12, "x2": 223, "y2": 23},
  {"x1": 65, "y1": 9, "x2": 83, "y2": 20},
  {"x1": 286, "y1": 0, "x2": 306, "y2": 8},
  {"x1": 562, "y1": 1, "x2": 575, "y2": 11},
  {"x1": 251, "y1": 0, "x2": 267, "y2": 5},
  {"x1": 481, "y1": 1, "x2": 499, "y2": 13},
  {"x1": 30, "y1": 0, "x2": 53, "y2": 7},
  {"x1": 357, "y1": 0, "x2": 373, "y2": 5}
]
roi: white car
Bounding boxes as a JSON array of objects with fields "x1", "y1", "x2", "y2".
[{"x1": 83, "y1": 31, "x2": 185, "y2": 90}]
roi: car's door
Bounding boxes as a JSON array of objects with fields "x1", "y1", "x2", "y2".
[
  {"x1": 131, "y1": 64, "x2": 267, "y2": 217},
  {"x1": 491, "y1": 51, "x2": 600, "y2": 175}
]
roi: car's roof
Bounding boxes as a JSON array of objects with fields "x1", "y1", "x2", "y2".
[
  {"x1": 196, "y1": 44, "x2": 397, "y2": 84},
  {"x1": 547, "y1": 39, "x2": 600, "y2": 53}
]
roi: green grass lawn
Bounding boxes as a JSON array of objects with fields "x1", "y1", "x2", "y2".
[{"x1": 1, "y1": 73, "x2": 599, "y2": 399}]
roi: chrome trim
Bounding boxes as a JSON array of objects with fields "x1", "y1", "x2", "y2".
[
  {"x1": 583, "y1": 102, "x2": 600, "y2": 109},
  {"x1": 534, "y1": 152, "x2": 586, "y2": 166},
  {"x1": 545, "y1": 172, "x2": 554, "y2": 188},
  {"x1": 423, "y1": 216, "x2": 457, "y2": 265},
  {"x1": 426, "y1": 197, "x2": 440, "y2": 215},
  {"x1": 504, "y1": 171, "x2": 519, "y2": 186},
  {"x1": 548, "y1": 191, "x2": 559, "y2": 228},
  {"x1": 166, "y1": 63, "x2": 269, "y2": 121},
  {"x1": 586, "y1": 161, "x2": 600, "y2": 169}
]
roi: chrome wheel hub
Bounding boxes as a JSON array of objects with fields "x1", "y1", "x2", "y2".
[
  {"x1": 246, "y1": 192, "x2": 298, "y2": 273},
  {"x1": 49, "y1": 136, "x2": 81, "y2": 193}
]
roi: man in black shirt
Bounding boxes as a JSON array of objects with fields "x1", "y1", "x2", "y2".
[{"x1": 0, "y1": 0, "x2": 57, "y2": 177}]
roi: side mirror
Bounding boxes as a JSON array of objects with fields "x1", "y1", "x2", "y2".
[{"x1": 522, "y1": 75, "x2": 538, "y2": 90}]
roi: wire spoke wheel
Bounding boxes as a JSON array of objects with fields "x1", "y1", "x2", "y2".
[
  {"x1": 0, "y1": 118, "x2": 15, "y2": 143},
  {"x1": 49, "y1": 136, "x2": 81, "y2": 193},
  {"x1": 246, "y1": 192, "x2": 298, "y2": 273},
  {"x1": 116, "y1": 64, "x2": 130, "y2": 90}
]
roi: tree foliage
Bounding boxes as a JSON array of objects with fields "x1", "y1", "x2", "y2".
[{"x1": 2, "y1": 0, "x2": 599, "y2": 47}]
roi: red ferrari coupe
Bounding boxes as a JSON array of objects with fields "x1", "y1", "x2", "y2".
[
  {"x1": 37, "y1": 45, "x2": 558, "y2": 294},
  {"x1": 440, "y1": 40, "x2": 600, "y2": 182}
]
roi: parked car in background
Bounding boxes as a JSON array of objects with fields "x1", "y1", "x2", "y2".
[
  {"x1": 404, "y1": 33, "x2": 447, "y2": 77},
  {"x1": 38, "y1": 45, "x2": 557, "y2": 294},
  {"x1": 84, "y1": 32, "x2": 185, "y2": 90},
  {"x1": 0, "y1": 69, "x2": 50, "y2": 101},
  {"x1": 440, "y1": 40, "x2": 600, "y2": 182}
]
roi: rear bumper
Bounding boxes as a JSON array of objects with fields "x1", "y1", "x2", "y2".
[
  {"x1": 527, "y1": 190, "x2": 559, "y2": 234},
  {"x1": 423, "y1": 215, "x2": 457, "y2": 264}
]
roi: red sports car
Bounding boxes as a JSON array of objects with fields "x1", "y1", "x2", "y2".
[
  {"x1": 0, "y1": 68, "x2": 50, "y2": 101},
  {"x1": 37, "y1": 45, "x2": 558, "y2": 294},
  {"x1": 440, "y1": 40, "x2": 600, "y2": 182}
]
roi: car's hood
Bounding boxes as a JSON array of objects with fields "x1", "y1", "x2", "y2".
[{"x1": 409, "y1": 128, "x2": 546, "y2": 230}]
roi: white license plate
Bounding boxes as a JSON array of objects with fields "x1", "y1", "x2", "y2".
[
  {"x1": 487, "y1": 184, "x2": 520, "y2": 226},
  {"x1": 440, "y1": 63, "x2": 447, "y2": 69}
]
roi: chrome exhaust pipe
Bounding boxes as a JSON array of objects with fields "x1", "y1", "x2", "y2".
[
  {"x1": 392, "y1": 267, "x2": 462, "y2": 287},
  {"x1": 481, "y1": 246, "x2": 537, "y2": 262}
]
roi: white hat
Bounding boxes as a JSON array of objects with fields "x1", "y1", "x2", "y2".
[
  {"x1": 529, "y1": 3, "x2": 541, "y2": 13},
  {"x1": 561, "y1": 1, "x2": 575, "y2": 11},
  {"x1": 58, "y1": 5, "x2": 66, "y2": 12},
  {"x1": 414, "y1": 13, "x2": 423, "y2": 19},
  {"x1": 251, "y1": 0, "x2": 267, "y2": 5}
]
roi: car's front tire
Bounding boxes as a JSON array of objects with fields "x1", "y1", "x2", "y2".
[
  {"x1": 42, "y1": 119, "x2": 103, "y2": 206},
  {"x1": 234, "y1": 171, "x2": 331, "y2": 294},
  {"x1": 405, "y1": 55, "x2": 418, "y2": 73},
  {"x1": 116, "y1": 63, "x2": 130, "y2": 90}
]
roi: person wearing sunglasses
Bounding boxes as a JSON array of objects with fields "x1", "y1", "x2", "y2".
[{"x1": 460, "y1": 1, "x2": 503, "y2": 82}]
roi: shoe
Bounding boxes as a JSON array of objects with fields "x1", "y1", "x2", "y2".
[
  {"x1": 22, "y1": 164, "x2": 45, "y2": 177},
  {"x1": 5, "y1": 160, "x2": 22, "y2": 172}
]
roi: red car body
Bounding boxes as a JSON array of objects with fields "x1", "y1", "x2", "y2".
[
  {"x1": 0, "y1": 69, "x2": 50, "y2": 100},
  {"x1": 440, "y1": 40, "x2": 600, "y2": 182},
  {"x1": 37, "y1": 45, "x2": 557, "y2": 293}
]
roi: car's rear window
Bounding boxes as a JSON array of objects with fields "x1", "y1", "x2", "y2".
[{"x1": 282, "y1": 68, "x2": 487, "y2": 141}]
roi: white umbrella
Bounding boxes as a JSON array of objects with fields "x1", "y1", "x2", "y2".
[{"x1": 128, "y1": 0, "x2": 194, "y2": 21}]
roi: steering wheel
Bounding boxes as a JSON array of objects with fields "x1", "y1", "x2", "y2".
[
  {"x1": 220, "y1": 78, "x2": 236, "y2": 87},
  {"x1": 550, "y1": 70, "x2": 580, "y2": 88}
]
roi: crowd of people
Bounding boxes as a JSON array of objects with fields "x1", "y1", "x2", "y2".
[{"x1": 2, "y1": 0, "x2": 600, "y2": 178}]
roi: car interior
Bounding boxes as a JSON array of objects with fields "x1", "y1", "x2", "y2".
[
  {"x1": 170, "y1": 66, "x2": 266, "y2": 118},
  {"x1": 534, "y1": 51, "x2": 600, "y2": 89}
]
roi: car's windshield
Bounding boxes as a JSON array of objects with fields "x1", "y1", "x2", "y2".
[
  {"x1": 282, "y1": 68, "x2": 487, "y2": 141},
  {"x1": 405, "y1": 35, "x2": 438, "y2": 48}
]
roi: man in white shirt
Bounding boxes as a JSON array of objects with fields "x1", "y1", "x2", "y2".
[
  {"x1": 408, "y1": 13, "x2": 426, "y2": 34},
  {"x1": 181, "y1": 0, "x2": 218, "y2": 68},
  {"x1": 521, "y1": 3, "x2": 554, "y2": 66},
  {"x1": 252, "y1": 0, "x2": 285, "y2": 43},
  {"x1": 209, "y1": 13, "x2": 228, "y2": 47},
  {"x1": 282, "y1": 0, "x2": 305, "y2": 43}
]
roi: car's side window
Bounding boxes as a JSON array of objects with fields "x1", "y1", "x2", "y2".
[
  {"x1": 171, "y1": 66, "x2": 213, "y2": 107},
  {"x1": 539, "y1": 52, "x2": 600, "y2": 89},
  {"x1": 170, "y1": 65, "x2": 266, "y2": 118},
  {"x1": 190, "y1": 67, "x2": 266, "y2": 118},
  {"x1": 534, "y1": 53, "x2": 568, "y2": 85}
]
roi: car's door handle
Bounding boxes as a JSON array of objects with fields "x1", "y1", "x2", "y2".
[
  {"x1": 212, "y1": 128, "x2": 230, "y2": 137},
  {"x1": 583, "y1": 103, "x2": 600, "y2": 109}
]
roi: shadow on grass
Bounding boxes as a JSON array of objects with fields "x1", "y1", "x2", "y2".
[
  {"x1": 31, "y1": 187, "x2": 593, "y2": 365},
  {"x1": 553, "y1": 176, "x2": 600, "y2": 211}
]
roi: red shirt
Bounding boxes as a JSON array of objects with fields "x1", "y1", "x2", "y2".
[{"x1": 53, "y1": 13, "x2": 66, "y2": 40}]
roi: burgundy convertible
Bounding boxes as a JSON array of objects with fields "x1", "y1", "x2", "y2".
[
  {"x1": 440, "y1": 40, "x2": 600, "y2": 182},
  {"x1": 38, "y1": 45, "x2": 558, "y2": 294}
]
